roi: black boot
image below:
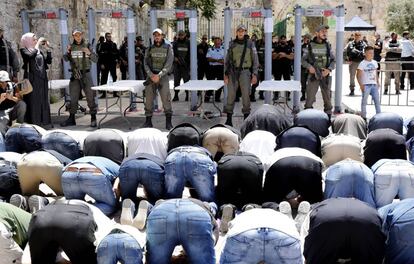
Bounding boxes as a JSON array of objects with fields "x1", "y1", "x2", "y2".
[
  {"x1": 172, "y1": 91, "x2": 179, "y2": 101},
  {"x1": 90, "y1": 114, "x2": 97, "y2": 128},
  {"x1": 142, "y1": 116, "x2": 153, "y2": 128},
  {"x1": 166, "y1": 114, "x2": 173, "y2": 130},
  {"x1": 60, "y1": 114, "x2": 76, "y2": 127},
  {"x1": 185, "y1": 91, "x2": 189, "y2": 102},
  {"x1": 225, "y1": 113, "x2": 233, "y2": 127},
  {"x1": 244, "y1": 113, "x2": 249, "y2": 120},
  {"x1": 100, "y1": 91, "x2": 107, "y2": 99},
  {"x1": 113, "y1": 91, "x2": 119, "y2": 98}
]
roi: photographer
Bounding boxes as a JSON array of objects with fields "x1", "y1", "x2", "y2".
[{"x1": 0, "y1": 71, "x2": 26, "y2": 134}]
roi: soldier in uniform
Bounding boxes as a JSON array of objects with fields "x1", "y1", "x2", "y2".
[
  {"x1": 172, "y1": 30, "x2": 190, "y2": 102},
  {"x1": 61, "y1": 29, "x2": 98, "y2": 128},
  {"x1": 224, "y1": 24, "x2": 259, "y2": 126},
  {"x1": 302, "y1": 25, "x2": 336, "y2": 119},
  {"x1": 384, "y1": 32, "x2": 402, "y2": 95},
  {"x1": 135, "y1": 36, "x2": 147, "y2": 80},
  {"x1": 142, "y1": 28, "x2": 174, "y2": 130}
]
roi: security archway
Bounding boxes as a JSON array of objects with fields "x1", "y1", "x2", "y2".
[
  {"x1": 223, "y1": 7, "x2": 274, "y2": 104},
  {"x1": 20, "y1": 8, "x2": 70, "y2": 79},
  {"x1": 149, "y1": 8, "x2": 199, "y2": 110}
]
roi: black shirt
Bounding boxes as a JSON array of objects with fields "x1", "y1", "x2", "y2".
[
  {"x1": 374, "y1": 38, "x2": 383, "y2": 62},
  {"x1": 197, "y1": 42, "x2": 209, "y2": 67},
  {"x1": 98, "y1": 41, "x2": 119, "y2": 65},
  {"x1": 0, "y1": 82, "x2": 16, "y2": 111},
  {"x1": 273, "y1": 42, "x2": 293, "y2": 68}
]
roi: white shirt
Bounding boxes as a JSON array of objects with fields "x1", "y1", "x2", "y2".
[
  {"x1": 239, "y1": 130, "x2": 276, "y2": 164},
  {"x1": 127, "y1": 128, "x2": 168, "y2": 160},
  {"x1": 357, "y1": 59, "x2": 378, "y2": 85},
  {"x1": 206, "y1": 45, "x2": 225, "y2": 66},
  {"x1": 227, "y1": 208, "x2": 300, "y2": 240},
  {"x1": 401, "y1": 38, "x2": 414, "y2": 58},
  {"x1": 264, "y1": 147, "x2": 324, "y2": 172}
]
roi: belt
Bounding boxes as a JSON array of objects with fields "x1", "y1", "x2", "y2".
[
  {"x1": 65, "y1": 166, "x2": 102, "y2": 174},
  {"x1": 69, "y1": 69, "x2": 90, "y2": 73},
  {"x1": 168, "y1": 147, "x2": 212, "y2": 160},
  {"x1": 234, "y1": 67, "x2": 251, "y2": 70}
]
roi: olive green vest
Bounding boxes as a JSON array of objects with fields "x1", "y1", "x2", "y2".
[
  {"x1": 149, "y1": 44, "x2": 169, "y2": 72},
  {"x1": 231, "y1": 41, "x2": 252, "y2": 68},
  {"x1": 70, "y1": 42, "x2": 91, "y2": 70},
  {"x1": 309, "y1": 42, "x2": 328, "y2": 69}
]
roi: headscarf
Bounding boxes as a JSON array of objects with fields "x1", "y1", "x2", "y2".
[{"x1": 20, "y1": 32, "x2": 36, "y2": 51}]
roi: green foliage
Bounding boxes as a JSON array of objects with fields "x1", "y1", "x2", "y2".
[
  {"x1": 386, "y1": 0, "x2": 414, "y2": 34},
  {"x1": 175, "y1": 0, "x2": 217, "y2": 21}
]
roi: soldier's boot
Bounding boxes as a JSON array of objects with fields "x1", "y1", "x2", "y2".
[
  {"x1": 166, "y1": 114, "x2": 173, "y2": 130},
  {"x1": 90, "y1": 114, "x2": 97, "y2": 128},
  {"x1": 185, "y1": 91, "x2": 189, "y2": 101},
  {"x1": 142, "y1": 116, "x2": 153, "y2": 128},
  {"x1": 60, "y1": 114, "x2": 76, "y2": 127},
  {"x1": 173, "y1": 90, "x2": 179, "y2": 101},
  {"x1": 225, "y1": 113, "x2": 233, "y2": 127},
  {"x1": 244, "y1": 113, "x2": 249, "y2": 120}
]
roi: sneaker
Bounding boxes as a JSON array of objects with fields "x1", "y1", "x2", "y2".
[
  {"x1": 349, "y1": 91, "x2": 355, "y2": 96},
  {"x1": 295, "y1": 201, "x2": 311, "y2": 231},
  {"x1": 220, "y1": 204, "x2": 235, "y2": 234},
  {"x1": 279, "y1": 201, "x2": 293, "y2": 219},
  {"x1": 10, "y1": 194, "x2": 28, "y2": 211},
  {"x1": 121, "y1": 199, "x2": 135, "y2": 226},
  {"x1": 28, "y1": 195, "x2": 49, "y2": 213},
  {"x1": 133, "y1": 200, "x2": 151, "y2": 230}
]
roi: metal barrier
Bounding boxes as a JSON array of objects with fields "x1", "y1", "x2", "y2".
[{"x1": 369, "y1": 61, "x2": 414, "y2": 107}]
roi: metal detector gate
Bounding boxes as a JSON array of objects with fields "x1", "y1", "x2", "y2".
[
  {"x1": 149, "y1": 8, "x2": 199, "y2": 110},
  {"x1": 20, "y1": 8, "x2": 70, "y2": 79},
  {"x1": 223, "y1": 7, "x2": 274, "y2": 105},
  {"x1": 293, "y1": 5, "x2": 345, "y2": 113},
  {"x1": 87, "y1": 7, "x2": 136, "y2": 86}
]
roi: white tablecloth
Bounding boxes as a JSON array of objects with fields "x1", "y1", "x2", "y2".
[
  {"x1": 48, "y1": 79, "x2": 70, "y2": 90},
  {"x1": 91, "y1": 80, "x2": 145, "y2": 94},
  {"x1": 175, "y1": 80, "x2": 224, "y2": 91},
  {"x1": 256, "y1": 80, "x2": 301, "y2": 92}
]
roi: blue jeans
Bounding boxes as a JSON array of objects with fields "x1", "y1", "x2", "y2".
[
  {"x1": 42, "y1": 131, "x2": 82, "y2": 160},
  {"x1": 5, "y1": 124, "x2": 42, "y2": 153},
  {"x1": 0, "y1": 133, "x2": 5, "y2": 152},
  {"x1": 373, "y1": 159, "x2": 414, "y2": 208},
  {"x1": 61, "y1": 157, "x2": 119, "y2": 215},
  {"x1": 119, "y1": 158, "x2": 164, "y2": 204},
  {"x1": 324, "y1": 159, "x2": 376, "y2": 208},
  {"x1": 165, "y1": 148, "x2": 216, "y2": 202},
  {"x1": 361, "y1": 84, "x2": 381, "y2": 118},
  {"x1": 146, "y1": 199, "x2": 215, "y2": 264},
  {"x1": 379, "y1": 199, "x2": 414, "y2": 264},
  {"x1": 97, "y1": 232, "x2": 143, "y2": 264},
  {"x1": 220, "y1": 228, "x2": 302, "y2": 264},
  {"x1": 0, "y1": 160, "x2": 20, "y2": 201}
]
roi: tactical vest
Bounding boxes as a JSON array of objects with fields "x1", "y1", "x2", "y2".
[
  {"x1": 309, "y1": 41, "x2": 329, "y2": 69},
  {"x1": 175, "y1": 40, "x2": 189, "y2": 59},
  {"x1": 149, "y1": 44, "x2": 169, "y2": 72},
  {"x1": 231, "y1": 41, "x2": 252, "y2": 68},
  {"x1": 70, "y1": 41, "x2": 92, "y2": 70},
  {"x1": 385, "y1": 40, "x2": 401, "y2": 61}
]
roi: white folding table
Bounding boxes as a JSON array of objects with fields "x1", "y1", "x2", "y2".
[
  {"x1": 92, "y1": 80, "x2": 145, "y2": 129},
  {"x1": 48, "y1": 79, "x2": 77, "y2": 116},
  {"x1": 256, "y1": 80, "x2": 301, "y2": 113},
  {"x1": 175, "y1": 80, "x2": 224, "y2": 119}
]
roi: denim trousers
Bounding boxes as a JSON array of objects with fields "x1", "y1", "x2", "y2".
[
  {"x1": 324, "y1": 159, "x2": 376, "y2": 208},
  {"x1": 379, "y1": 199, "x2": 414, "y2": 264},
  {"x1": 5, "y1": 124, "x2": 42, "y2": 153},
  {"x1": 0, "y1": 133, "x2": 5, "y2": 152},
  {"x1": 42, "y1": 131, "x2": 82, "y2": 160},
  {"x1": 97, "y1": 232, "x2": 143, "y2": 264},
  {"x1": 0, "y1": 160, "x2": 20, "y2": 201},
  {"x1": 220, "y1": 228, "x2": 302, "y2": 264},
  {"x1": 61, "y1": 159, "x2": 118, "y2": 216},
  {"x1": 361, "y1": 84, "x2": 381, "y2": 118},
  {"x1": 146, "y1": 199, "x2": 215, "y2": 264},
  {"x1": 165, "y1": 148, "x2": 216, "y2": 202},
  {"x1": 372, "y1": 159, "x2": 414, "y2": 208},
  {"x1": 119, "y1": 158, "x2": 164, "y2": 204}
]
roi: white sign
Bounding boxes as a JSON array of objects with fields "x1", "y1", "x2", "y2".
[
  {"x1": 127, "y1": 18, "x2": 135, "y2": 34},
  {"x1": 336, "y1": 16, "x2": 345, "y2": 32},
  {"x1": 304, "y1": 6, "x2": 328, "y2": 17},
  {"x1": 189, "y1": 17, "x2": 197, "y2": 33},
  {"x1": 264, "y1": 17, "x2": 273, "y2": 33},
  {"x1": 232, "y1": 9, "x2": 247, "y2": 18},
  {"x1": 60, "y1": 20, "x2": 68, "y2": 35},
  {"x1": 156, "y1": 10, "x2": 176, "y2": 19}
]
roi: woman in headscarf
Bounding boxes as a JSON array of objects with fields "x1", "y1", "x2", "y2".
[{"x1": 20, "y1": 32, "x2": 52, "y2": 126}]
